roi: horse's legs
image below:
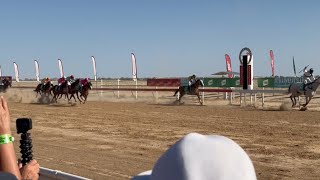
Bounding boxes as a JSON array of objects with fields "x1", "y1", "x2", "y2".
[
  {"x1": 83, "y1": 95, "x2": 88, "y2": 104},
  {"x1": 304, "y1": 96, "x2": 312, "y2": 107},
  {"x1": 196, "y1": 93, "x2": 203, "y2": 105},
  {"x1": 52, "y1": 94, "x2": 57, "y2": 103},
  {"x1": 290, "y1": 95, "x2": 294, "y2": 107},
  {"x1": 76, "y1": 92, "x2": 82, "y2": 103},
  {"x1": 178, "y1": 93, "x2": 184, "y2": 105}
]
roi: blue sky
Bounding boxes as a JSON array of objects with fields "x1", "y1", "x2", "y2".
[{"x1": 0, "y1": 0, "x2": 320, "y2": 79}]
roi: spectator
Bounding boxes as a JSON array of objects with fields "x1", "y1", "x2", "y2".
[{"x1": 0, "y1": 96, "x2": 39, "y2": 180}]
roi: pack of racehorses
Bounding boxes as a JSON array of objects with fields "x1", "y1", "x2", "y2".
[{"x1": 34, "y1": 79, "x2": 92, "y2": 104}]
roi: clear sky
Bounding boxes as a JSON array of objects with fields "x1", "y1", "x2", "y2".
[{"x1": 1, "y1": 0, "x2": 320, "y2": 79}]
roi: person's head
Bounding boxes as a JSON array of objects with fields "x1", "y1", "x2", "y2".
[
  {"x1": 310, "y1": 68, "x2": 314, "y2": 74},
  {"x1": 70, "y1": 75, "x2": 74, "y2": 79},
  {"x1": 192, "y1": 74, "x2": 196, "y2": 78},
  {"x1": 46, "y1": 77, "x2": 50, "y2": 80},
  {"x1": 86, "y1": 78, "x2": 90, "y2": 81}
]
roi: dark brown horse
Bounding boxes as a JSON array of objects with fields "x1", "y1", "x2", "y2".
[
  {"x1": 68, "y1": 79, "x2": 82, "y2": 103},
  {"x1": 0, "y1": 79, "x2": 12, "y2": 93},
  {"x1": 51, "y1": 81, "x2": 70, "y2": 103},
  {"x1": 173, "y1": 79, "x2": 204, "y2": 105},
  {"x1": 34, "y1": 81, "x2": 53, "y2": 97},
  {"x1": 78, "y1": 81, "x2": 92, "y2": 104}
]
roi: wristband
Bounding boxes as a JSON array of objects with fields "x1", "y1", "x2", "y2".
[{"x1": 0, "y1": 134, "x2": 14, "y2": 144}]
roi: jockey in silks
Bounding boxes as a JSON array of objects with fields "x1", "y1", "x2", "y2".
[
  {"x1": 303, "y1": 67, "x2": 315, "y2": 91},
  {"x1": 80, "y1": 78, "x2": 89, "y2": 92},
  {"x1": 66, "y1": 75, "x2": 75, "y2": 85},
  {"x1": 188, "y1": 74, "x2": 197, "y2": 92},
  {"x1": 57, "y1": 76, "x2": 66, "y2": 91},
  {"x1": 41, "y1": 77, "x2": 50, "y2": 91}
]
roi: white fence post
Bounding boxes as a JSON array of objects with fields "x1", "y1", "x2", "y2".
[
  {"x1": 262, "y1": 88, "x2": 265, "y2": 107},
  {"x1": 117, "y1": 79, "x2": 120, "y2": 98},
  {"x1": 100, "y1": 79, "x2": 103, "y2": 97},
  {"x1": 156, "y1": 86, "x2": 158, "y2": 102},
  {"x1": 135, "y1": 79, "x2": 138, "y2": 99},
  {"x1": 202, "y1": 85, "x2": 205, "y2": 104}
]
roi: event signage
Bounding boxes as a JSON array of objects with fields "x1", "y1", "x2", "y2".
[
  {"x1": 203, "y1": 78, "x2": 241, "y2": 87},
  {"x1": 257, "y1": 77, "x2": 303, "y2": 88}
]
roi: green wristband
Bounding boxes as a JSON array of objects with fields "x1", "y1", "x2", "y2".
[{"x1": 0, "y1": 134, "x2": 14, "y2": 144}]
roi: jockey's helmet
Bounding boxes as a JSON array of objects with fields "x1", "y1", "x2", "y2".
[
  {"x1": 70, "y1": 75, "x2": 74, "y2": 79},
  {"x1": 46, "y1": 77, "x2": 50, "y2": 80},
  {"x1": 310, "y1": 68, "x2": 314, "y2": 74}
]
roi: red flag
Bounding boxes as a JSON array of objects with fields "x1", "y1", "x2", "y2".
[
  {"x1": 270, "y1": 50, "x2": 274, "y2": 77},
  {"x1": 225, "y1": 54, "x2": 232, "y2": 78}
]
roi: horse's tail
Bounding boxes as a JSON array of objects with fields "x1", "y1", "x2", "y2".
[{"x1": 288, "y1": 83, "x2": 292, "y2": 94}]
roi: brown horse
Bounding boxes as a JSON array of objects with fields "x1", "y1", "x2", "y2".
[
  {"x1": 173, "y1": 79, "x2": 204, "y2": 105},
  {"x1": 77, "y1": 81, "x2": 92, "y2": 104},
  {"x1": 68, "y1": 79, "x2": 82, "y2": 103},
  {"x1": 34, "y1": 81, "x2": 53, "y2": 97},
  {"x1": 51, "y1": 81, "x2": 70, "y2": 103},
  {"x1": 0, "y1": 79, "x2": 12, "y2": 93}
]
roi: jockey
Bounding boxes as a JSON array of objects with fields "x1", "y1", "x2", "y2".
[
  {"x1": 80, "y1": 78, "x2": 89, "y2": 92},
  {"x1": 188, "y1": 74, "x2": 197, "y2": 92},
  {"x1": 66, "y1": 75, "x2": 75, "y2": 85},
  {"x1": 303, "y1": 67, "x2": 315, "y2": 90},
  {"x1": 58, "y1": 76, "x2": 66, "y2": 86},
  {"x1": 41, "y1": 77, "x2": 50, "y2": 90}
]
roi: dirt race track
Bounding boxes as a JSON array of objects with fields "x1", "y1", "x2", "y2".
[{"x1": 3, "y1": 89, "x2": 320, "y2": 180}]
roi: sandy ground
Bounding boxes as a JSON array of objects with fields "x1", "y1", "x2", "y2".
[{"x1": 2, "y1": 88, "x2": 320, "y2": 180}]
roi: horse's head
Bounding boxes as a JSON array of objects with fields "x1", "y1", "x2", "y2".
[
  {"x1": 71, "y1": 79, "x2": 80, "y2": 88},
  {"x1": 194, "y1": 79, "x2": 204, "y2": 87},
  {"x1": 88, "y1": 81, "x2": 93, "y2": 90}
]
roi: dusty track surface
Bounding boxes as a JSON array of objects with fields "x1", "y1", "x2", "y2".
[{"x1": 5, "y1": 95, "x2": 320, "y2": 180}]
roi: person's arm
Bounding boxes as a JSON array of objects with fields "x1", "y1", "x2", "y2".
[{"x1": 0, "y1": 96, "x2": 21, "y2": 179}]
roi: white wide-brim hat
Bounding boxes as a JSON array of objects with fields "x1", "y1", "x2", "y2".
[{"x1": 132, "y1": 133, "x2": 256, "y2": 180}]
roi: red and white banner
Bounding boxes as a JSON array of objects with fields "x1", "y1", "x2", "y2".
[
  {"x1": 91, "y1": 56, "x2": 97, "y2": 81},
  {"x1": 13, "y1": 62, "x2": 19, "y2": 82},
  {"x1": 270, "y1": 50, "x2": 274, "y2": 77},
  {"x1": 225, "y1": 54, "x2": 232, "y2": 78},
  {"x1": 58, "y1": 59, "x2": 64, "y2": 78},
  {"x1": 34, "y1": 60, "x2": 40, "y2": 82},
  {"x1": 131, "y1": 53, "x2": 137, "y2": 81}
]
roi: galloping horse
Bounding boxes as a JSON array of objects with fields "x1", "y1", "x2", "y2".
[
  {"x1": 34, "y1": 81, "x2": 53, "y2": 97},
  {"x1": 78, "y1": 81, "x2": 92, "y2": 104},
  {"x1": 51, "y1": 81, "x2": 70, "y2": 103},
  {"x1": 68, "y1": 79, "x2": 82, "y2": 103},
  {"x1": 288, "y1": 77, "x2": 320, "y2": 107},
  {"x1": 173, "y1": 79, "x2": 204, "y2": 105},
  {"x1": 0, "y1": 79, "x2": 12, "y2": 93}
]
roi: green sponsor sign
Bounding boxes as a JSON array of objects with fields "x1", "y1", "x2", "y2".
[
  {"x1": 257, "y1": 77, "x2": 303, "y2": 88},
  {"x1": 203, "y1": 78, "x2": 241, "y2": 87},
  {"x1": 257, "y1": 78, "x2": 274, "y2": 87},
  {"x1": 274, "y1": 77, "x2": 303, "y2": 88}
]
